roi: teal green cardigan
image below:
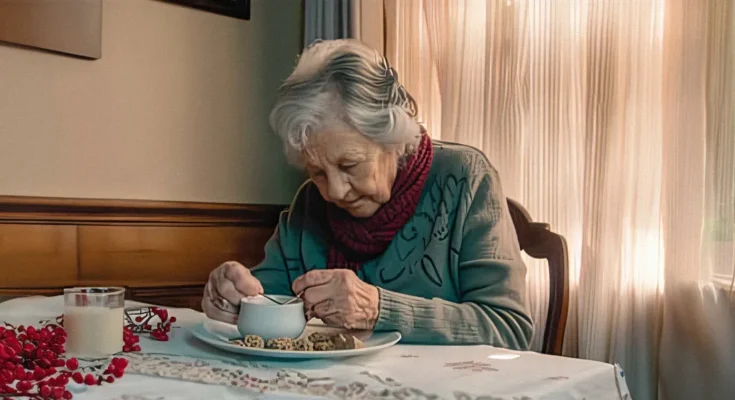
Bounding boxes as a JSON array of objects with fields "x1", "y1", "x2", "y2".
[{"x1": 250, "y1": 141, "x2": 533, "y2": 350}]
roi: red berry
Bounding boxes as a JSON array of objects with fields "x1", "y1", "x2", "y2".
[
  {"x1": 33, "y1": 366, "x2": 46, "y2": 380},
  {"x1": 54, "y1": 359, "x2": 65, "y2": 367},
  {"x1": 105, "y1": 376, "x2": 115, "y2": 383},
  {"x1": 169, "y1": 317, "x2": 177, "y2": 323},
  {"x1": 132, "y1": 345, "x2": 141, "y2": 352},
  {"x1": 63, "y1": 390, "x2": 73, "y2": 399},
  {"x1": 71, "y1": 372, "x2": 83, "y2": 384},
  {"x1": 52, "y1": 386, "x2": 64, "y2": 399},
  {"x1": 40, "y1": 385, "x2": 52, "y2": 398},
  {"x1": 1, "y1": 370, "x2": 12, "y2": 381},
  {"x1": 2, "y1": 346, "x2": 15, "y2": 359},
  {"x1": 8, "y1": 342, "x2": 21, "y2": 354},
  {"x1": 15, "y1": 380, "x2": 31, "y2": 392},
  {"x1": 56, "y1": 375, "x2": 69, "y2": 386},
  {"x1": 113, "y1": 358, "x2": 128, "y2": 369},
  {"x1": 65, "y1": 358, "x2": 79, "y2": 370},
  {"x1": 84, "y1": 374, "x2": 96, "y2": 386},
  {"x1": 23, "y1": 343, "x2": 35, "y2": 353},
  {"x1": 112, "y1": 368, "x2": 124, "y2": 378}
]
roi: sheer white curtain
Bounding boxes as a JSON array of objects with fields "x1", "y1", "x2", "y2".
[
  {"x1": 382, "y1": 1, "x2": 735, "y2": 399},
  {"x1": 659, "y1": 2, "x2": 735, "y2": 400}
]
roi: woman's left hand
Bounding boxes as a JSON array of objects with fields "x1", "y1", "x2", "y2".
[{"x1": 292, "y1": 269, "x2": 380, "y2": 330}]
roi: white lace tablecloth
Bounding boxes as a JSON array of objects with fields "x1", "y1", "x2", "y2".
[{"x1": 0, "y1": 296, "x2": 631, "y2": 400}]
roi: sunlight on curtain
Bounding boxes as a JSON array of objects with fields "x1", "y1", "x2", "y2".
[
  {"x1": 385, "y1": 1, "x2": 734, "y2": 399},
  {"x1": 384, "y1": 1, "x2": 442, "y2": 138},
  {"x1": 658, "y1": 2, "x2": 735, "y2": 399}
]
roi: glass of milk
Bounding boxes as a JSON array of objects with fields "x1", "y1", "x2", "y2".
[{"x1": 64, "y1": 287, "x2": 125, "y2": 359}]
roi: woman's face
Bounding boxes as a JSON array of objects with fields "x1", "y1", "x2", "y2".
[{"x1": 303, "y1": 127, "x2": 398, "y2": 218}]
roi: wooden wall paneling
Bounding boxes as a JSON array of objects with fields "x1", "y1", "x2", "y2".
[
  {"x1": 0, "y1": 196, "x2": 285, "y2": 307},
  {"x1": 0, "y1": 196, "x2": 284, "y2": 226},
  {"x1": 127, "y1": 285, "x2": 207, "y2": 311},
  {"x1": 77, "y1": 225, "x2": 274, "y2": 284},
  {"x1": 0, "y1": 224, "x2": 78, "y2": 287}
]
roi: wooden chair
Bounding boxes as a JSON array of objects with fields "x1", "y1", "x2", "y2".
[{"x1": 507, "y1": 199, "x2": 569, "y2": 356}]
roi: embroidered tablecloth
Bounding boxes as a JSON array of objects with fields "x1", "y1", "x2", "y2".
[{"x1": 0, "y1": 296, "x2": 630, "y2": 400}]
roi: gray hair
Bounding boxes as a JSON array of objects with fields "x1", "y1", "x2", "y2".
[{"x1": 269, "y1": 39, "x2": 422, "y2": 166}]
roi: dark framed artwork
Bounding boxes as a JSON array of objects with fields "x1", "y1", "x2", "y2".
[{"x1": 161, "y1": 0, "x2": 250, "y2": 20}]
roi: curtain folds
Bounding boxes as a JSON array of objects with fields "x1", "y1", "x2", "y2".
[{"x1": 383, "y1": 1, "x2": 735, "y2": 399}]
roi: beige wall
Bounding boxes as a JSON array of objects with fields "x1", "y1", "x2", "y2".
[{"x1": 0, "y1": 0, "x2": 305, "y2": 204}]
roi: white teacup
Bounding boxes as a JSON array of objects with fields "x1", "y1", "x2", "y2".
[{"x1": 237, "y1": 295, "x2": 306, "y2": 340}]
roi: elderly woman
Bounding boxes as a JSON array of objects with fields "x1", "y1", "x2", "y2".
[{"x1": 202, "y1": 39, "x2": 533, "y2": 350}]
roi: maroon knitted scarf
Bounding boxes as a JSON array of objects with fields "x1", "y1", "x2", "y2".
[{"x1": 326, "y1": 133, "x2": 434, "y2": 271}]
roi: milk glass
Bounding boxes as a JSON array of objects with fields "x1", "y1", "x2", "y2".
[{"x1": 63, "y1": 287, "x2": 125, "y2": 358}]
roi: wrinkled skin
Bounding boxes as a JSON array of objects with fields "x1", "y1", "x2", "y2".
[
  {"x1": 292, "y1": 269, "x2": 380, "y2": 330},
  {"x1": 201, "y1": 261, "x2": 263, "y2": 324}
]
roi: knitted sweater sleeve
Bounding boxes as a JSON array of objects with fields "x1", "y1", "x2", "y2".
[
  {"x1": 248, "y1": 184, "x2": 313, "y2": 296},
  {"x1": 247, "y1": 211, "x2": 296, "y2": 296},
  {"x1": 373, "y1": 158, "x2": 534, "y2": 350}
]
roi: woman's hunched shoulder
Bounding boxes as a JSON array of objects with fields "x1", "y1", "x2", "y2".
[
  {"x1": 291, "y1": 179, "x2": 322, "y2": 207},
  {"x1": 431, "y1": 140, "x2": 498, "y2": 184},
  {"x1": 283, "y1": 140, "x2": 501, "y2": 220}
]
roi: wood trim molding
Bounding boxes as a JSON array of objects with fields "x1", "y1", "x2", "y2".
[
  {"x1": 0, "y1": 195, "x2": 287, "y2": 226},
  {"x1": 0, "y1": 284, "x2": 207, "y2": 311},
  {"x1": 0, "y1": 196, "x2": 288, "y2": 310}
]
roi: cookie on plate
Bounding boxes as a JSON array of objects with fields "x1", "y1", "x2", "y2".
[
  {"x1": 307, "y1": 332, "x2": 331, "y2": 343},
  {"x1": 266, "y1": 337, "x2": 295, "y2": 350},
  {"x1": 293, "y1": 338, "x2": 313, "y2": 351},
  {"x1": 313, "y1": 340, "x2": 336, "y2": 351},
  {"x1": 243, "y1": 334, "x2": 265, "y2": 348}
]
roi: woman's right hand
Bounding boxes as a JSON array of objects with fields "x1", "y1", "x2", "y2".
[{"x1": 202, "y1": 261, "x2": 264, "y2": 324}]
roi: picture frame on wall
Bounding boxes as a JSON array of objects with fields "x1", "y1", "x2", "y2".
[
  {"x1": 0, "y1": 0, "x2": 103, "y2": 59},
  {"x1": 161, "y1": 0, "x2": 250, "y2": 20}
]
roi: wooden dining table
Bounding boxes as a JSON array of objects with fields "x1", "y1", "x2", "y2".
[{"x1": 0, "y1": 296, "x2": 630, "y2": 400}]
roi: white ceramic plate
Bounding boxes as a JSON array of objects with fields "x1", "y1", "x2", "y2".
[{"x1": 192, "y1": 319, "x2": 401, "y2": 359}]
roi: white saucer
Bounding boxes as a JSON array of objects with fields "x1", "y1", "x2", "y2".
[{"x1": 192, "y1": 319, "x2": 401, "y2": 359}]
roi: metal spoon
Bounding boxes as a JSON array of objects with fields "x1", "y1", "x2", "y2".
[{"x1": 262, "y1": 292, "x2": 303, "y2": 305}]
